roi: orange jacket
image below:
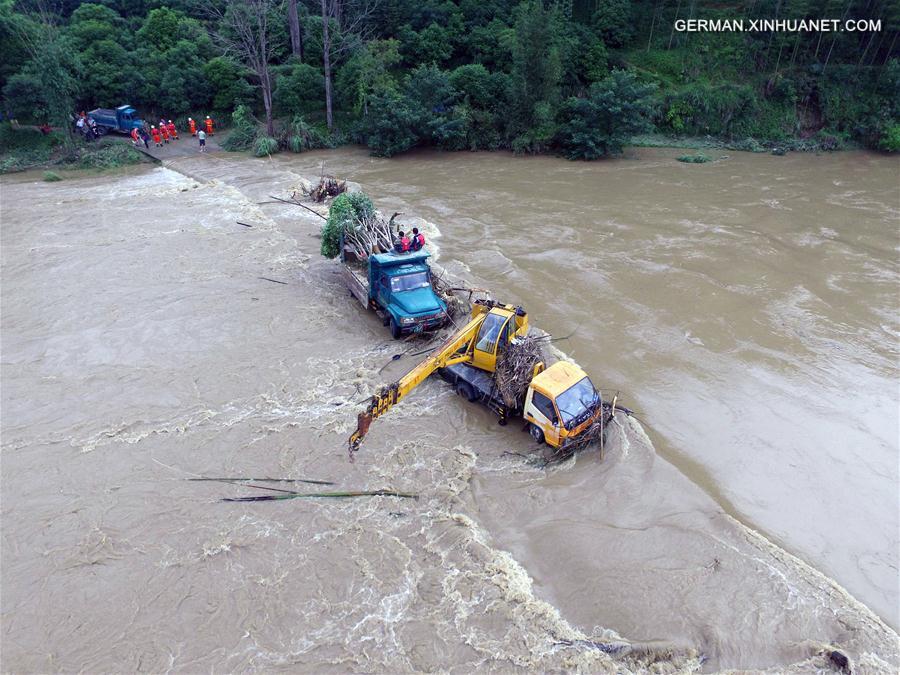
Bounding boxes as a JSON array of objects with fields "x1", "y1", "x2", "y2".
[
  {"x1": 160, "y1": 126, "x2": 169, "y2": 140},
  {"x1": 188, "y1": 119, "x2": 196, "y2": 134},
  {"x1": 166, "y1": 122, "x2": 177, "y2": 137},
  {"x1": 205, "y1": 118, "x2": 214, "y2": 134},
  {"x1": 151, "y1": 129, "x2": 161, "y2": 142},
  {"x1": 130, "y1": 128, "x2": 139, "y2": 142}
]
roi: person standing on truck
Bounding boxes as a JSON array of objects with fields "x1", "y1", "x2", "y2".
[
  {"x1": 197, "y1": 128, "x2": 206, "y2": 152},
  {"x1": 151, "y1": 125, "x2": 162, "y2": 147},
  {"x1": 410, "y1": 227, "x2": 425, "y2": 251},
  {"x1": 167, "y1": 120, "x2": 178, "y2": 140},
  {"x1": 205, "y1": 115, "x2": 214, "y2": 136},
  {"x1": 188, "y1": 117, "x2": 196, "y2": 136}
]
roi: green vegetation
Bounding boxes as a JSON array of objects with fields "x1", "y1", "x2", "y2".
[
  {"x1": 677, "y1": 154, "x2": 711, "y2": 163},
  {"x1": 42, "y1": 170, "x2": 61, "y2": 181},
  {"x1": 74, "y1": 141, "x2": 142, "y2": 169},
  {"x1": 0, "y1": 124, "x2": 143, "y2": 173},
  {"x1": 1, "y1": 1, "x2": 896, "y2": 161},
  {"x1": 321, "y1": 191, "x2": 375, "y2": 258}
]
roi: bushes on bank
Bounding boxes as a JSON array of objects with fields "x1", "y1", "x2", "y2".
[{"x1": 221, "y1": 105, "x2": 257, "y2": 152}]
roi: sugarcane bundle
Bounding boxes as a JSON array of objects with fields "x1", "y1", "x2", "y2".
[{"x1": 494, "y1": 335, "x2": 547, "y2": 408}]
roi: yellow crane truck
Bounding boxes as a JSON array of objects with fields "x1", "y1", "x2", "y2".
[{"x1": 349, "y1": 299, "x2": 626, "y2": 455}]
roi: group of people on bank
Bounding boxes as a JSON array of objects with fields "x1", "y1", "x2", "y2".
[{"x1": 129, "y1": 115, "x2": 215, "y2": 151}]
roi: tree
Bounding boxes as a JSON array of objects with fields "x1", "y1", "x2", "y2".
[
  {"x1": 203, "y1": 56, "x2": 255, "y2": 111},
  {"x1": 287, "y1": 0, "x2": 304, "y2": 59},
  {"x1": 555, "y1": 70, "x2": 655, "y2": 159},
  {"x1": 210, "y1": 0, "x2": 279, "y2": 136},
  {"x1": 591, "y1": 0, "x2": 635, "y2": 48},
  {"x1": 336, "y1": 38, "x2": 400, "y2": 114},
  {"x1": 362, "y1": 89, "x2": 421, "y2": 156},
  {"x1": 274, "y1": 62, "x2": 325, "y2": 115},
  {"x1": 6, "y1": 1, "x2": 79, "y2": 144},
  {"x1": 318, "y1": 0, "x2": 379, "y2": 130},
  {"x1": 510, "y1": 0, "x2": 564, "y2": 151}
]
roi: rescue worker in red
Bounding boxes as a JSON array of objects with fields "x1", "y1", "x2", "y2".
[
  {"x1": 409, "y1": 227, "x2": 425, "y2": 251},
  {"x1": 205, "y1": 115, "x2": 214, "y2": 135},
  {"x1": 151, "y1": 125, "x2": 162, "y2": 147},
  {"x1": 167, "y1": 120, "x2": 178, "y2": 140},
  {"x1": 160, "y1": 123, "x2": 170, "y2": 143},
  {"x1": 188, "y1": 117, "x2": 196, "y2": 136},
  {"x1": 130, "y1": 127, "x2": 140, "y2": 146},
  {"x1": 394, "y1": 231, "x2": 410, "y2": 253}
]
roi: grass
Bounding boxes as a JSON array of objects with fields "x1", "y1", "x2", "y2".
[
  {"x1": 42, "y1": 170, "x2": 62, "y2": 181},
  {"x1": 0, "y1": 124, "x2": 146, "y2": 174}
]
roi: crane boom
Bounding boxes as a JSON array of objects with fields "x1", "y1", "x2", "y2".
[
  {"x1": 348, "y1": 312, "x2": 486, "y2": 452},
  {"x1": 348, "y1": 299, "x2": 528, "y2": 453}
]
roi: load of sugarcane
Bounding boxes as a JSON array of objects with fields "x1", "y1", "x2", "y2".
[{"x1": 494, "y1": 335, "x2": 547, "y2": 409}]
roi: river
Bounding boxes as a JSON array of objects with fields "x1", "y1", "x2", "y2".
[{"x1": 1, "y1": 146, "x2": 897, "y2": 672}]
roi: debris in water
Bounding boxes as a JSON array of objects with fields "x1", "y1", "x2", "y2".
[
  {"x1": 302, "y1": 175, "x2": 346, "y2": 203},
  {"x1": 189, "y1": 477, "x2": 335, "y2": 485},
  {"x1": 258, "y1": 276, "x2": 288, "y2": 285},
  {"x1": 222, "y1": 489, "x2": 418, "y2": 503},
  {"x1": 828, "y1": 649, "x2": 851, "y2": 673}
]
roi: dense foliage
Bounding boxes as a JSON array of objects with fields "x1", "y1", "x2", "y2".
[
  {"x1": 321, "y1": 191, "x2": 375, "y2": 258},
  {"x1": 1, "y1": 0, "x2": 897, "y2": 157}
]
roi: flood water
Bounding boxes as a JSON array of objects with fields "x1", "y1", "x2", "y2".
[{"x1": 2, "y1": 146, "x2": 897, "y2": 672}]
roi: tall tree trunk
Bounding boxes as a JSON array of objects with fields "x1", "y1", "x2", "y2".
[
  {"x1": 668, "y1": 0, "x2": 682, "y2": 49},
  {"x1": 646, "y1": 0, "x2": 658, "y2": 52},
  {"x1": 321, "y1": 0, "x2": 334, "y2": 130},
  {"x1": 288, "y1": 0, "x2": 303, "y2": 59},
  {"x1": 262, "y1": 67, "x2": 275, "y2": 136}
]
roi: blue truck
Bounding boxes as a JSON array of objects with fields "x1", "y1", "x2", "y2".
[
  {"x1": 341, "y1": 244, "x2": 449, "y2": 339},
  {"x1": 86, "y1": 105, "x2": 144, "y2": 135}
]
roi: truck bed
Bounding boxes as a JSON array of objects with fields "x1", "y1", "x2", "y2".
[
  {"x1": 342, "y1": 263, "x2": 369, "y2": 307},
  {"x1": 440, "y1": 363, "x2": 508, "y2": 412}
]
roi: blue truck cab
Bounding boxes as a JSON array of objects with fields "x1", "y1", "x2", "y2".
[
  {"x1": 87, "y1": 105, "x2": 144, "y2": 135},
  {"x1": 341, "y1": 246, "x2": 449, "y2": 338}
]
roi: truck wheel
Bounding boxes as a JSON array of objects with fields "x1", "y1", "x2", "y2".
[
  {"x1": 457, "y1": 381, "x2": 477, "y2": 402},
  {"x1": 96, "y1": 126, "x2": 108, "y2": 136},
  {"x1": 529, "y1": 424, "x2": 545, "y2": 445},
  {"x1": 389, "y1": 317, "x2": 402, "y2": 339}
]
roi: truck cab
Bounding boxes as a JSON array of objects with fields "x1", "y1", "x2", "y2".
[
  {"x1": 368, "y1": 251, "x2": 448, "y2": 338},
  {"x1": 523, "y1": 361, "x2": 602, "y2": 448}
]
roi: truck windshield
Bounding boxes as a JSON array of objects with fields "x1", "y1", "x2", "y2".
[
  {"x1": 390, "y1": 271, "x2": 430, "y2": 292},
  {"x1": 555, "y1": 376, "x2": 599, "y2": 429}
]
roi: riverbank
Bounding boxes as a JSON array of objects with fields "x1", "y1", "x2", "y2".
[
  {"x1": 0, "y1": 123, "x2": 227, "y2": 176},
  {"x1": 0, "y1": 132, "x2": 146, "y2": 176}
]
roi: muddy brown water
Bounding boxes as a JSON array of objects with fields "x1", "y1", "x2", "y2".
[{"x1": 1, "y1": 147, "x2": 897, "y2": 672}]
